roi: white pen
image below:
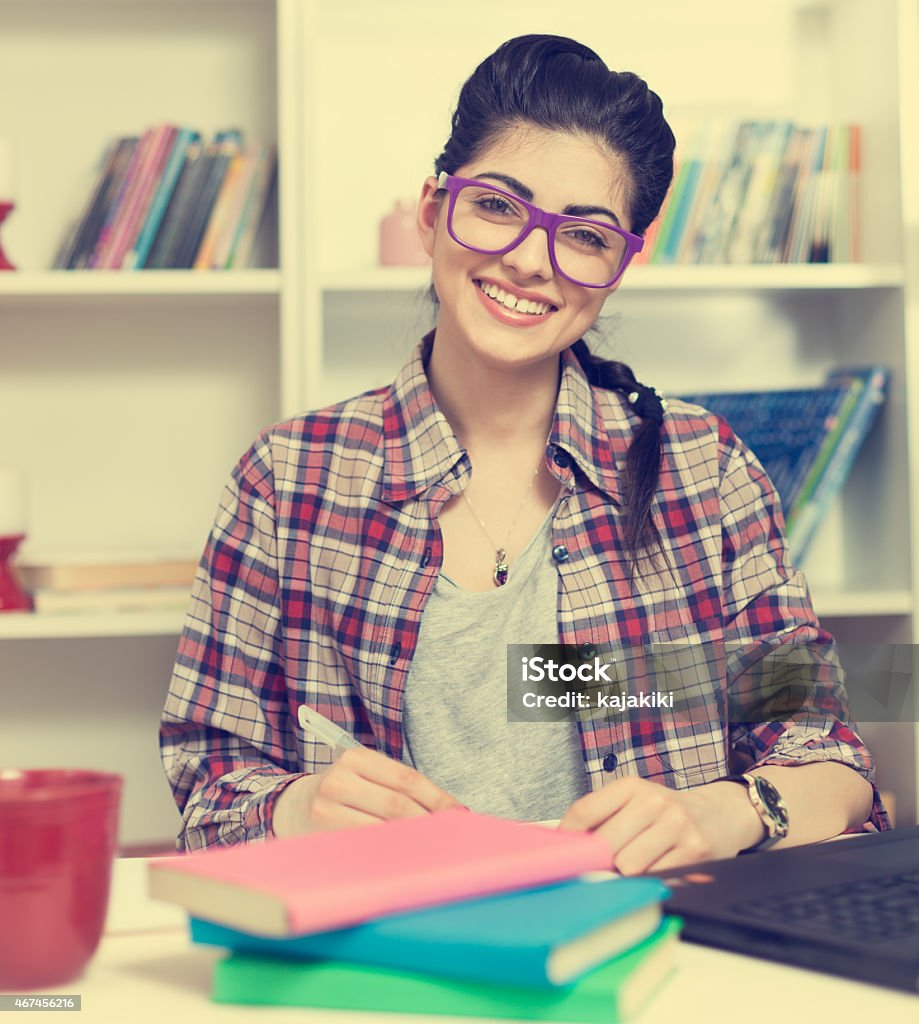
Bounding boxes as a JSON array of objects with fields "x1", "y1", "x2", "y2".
[{"x1": 297, "y1": 704, "x2": 363, "y2": 758}]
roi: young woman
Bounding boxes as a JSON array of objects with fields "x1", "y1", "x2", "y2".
[{"x1": 161, "y1": 35, "x2": 887, "y2": 872}]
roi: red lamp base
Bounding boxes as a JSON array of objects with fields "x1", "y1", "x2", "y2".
[
  {"x1": 0, "y1": 534, "x2": 32, "y2": 611},
  {"x1": 0, "y1": 201, "x2": 17, "y2": 271}
]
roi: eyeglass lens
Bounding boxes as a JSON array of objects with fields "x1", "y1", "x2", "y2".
[{"x1": 450, "y1": 184, "x2": 628, "y2": 286}]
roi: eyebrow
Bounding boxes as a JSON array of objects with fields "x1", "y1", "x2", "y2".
[{"x1": 473, "y1": 171, "x2": 622, "y2": 227}]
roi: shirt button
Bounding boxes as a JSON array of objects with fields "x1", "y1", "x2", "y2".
[
  {"x1": 602, "y1": 752, "x2": 618, "y2": 773},
  {"x1": 552, "y1": 544, "x2": 569, "y2": 563},
  {"x1": 553, "y1": 448, "x2": 571, "y2": 469},
  {"x1": 389, "y1": 641, "x2": 402, "y2": 665},
  {"x1": 420, "y1": 547, "x2": 432, "y2": 569},
  {"x1": 579, "y1": 643, "x2": 597, "y2": 660}
]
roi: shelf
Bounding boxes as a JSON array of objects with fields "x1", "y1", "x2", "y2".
[
  {"x1": 319, "y1": 263, "x2": 905, "y2": 294},
  {"x1": 0, "y1": 270, "x2": 282, "y2": 299},
  {"x1": 811, "y1": 590, "x2": 914, "y2": 619},
  {"x1": 0, "y1": 609, "x2": 185, "y2": 640}
]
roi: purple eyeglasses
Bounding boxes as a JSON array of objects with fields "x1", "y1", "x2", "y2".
[{"x1": 435, "y1": 171, "x2": 643, "y2": 288}]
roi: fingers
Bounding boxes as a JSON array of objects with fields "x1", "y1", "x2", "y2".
[
  {"x1": 558, "y1": 776, "x2": 642, "y2": 832},
  {"x1": 337, "y1": 748, "x2": 464, "y2": 813},
  {"x1": 302, "y1": 748, "x2": 463, "y2": 833},
  {"x1": 559, "y1": 778, "x2": 714, "y2": 875}
]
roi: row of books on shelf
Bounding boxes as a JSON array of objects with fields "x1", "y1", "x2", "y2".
[
  {"x1": 635, "y1": 120, "x2": 860, "y2": 265},
  {"x1": 679, "y1": 364, "x2": 888, "y2": 565},
  {"x1": 13, "y1": 552, "x2": 197, "y2": 614},
  {"x1": 52, "y1": 124, "x2": 277, "y2": 271},
  {"x1": 148, "y1": 809, "x2": 678, "y2": 1020}
]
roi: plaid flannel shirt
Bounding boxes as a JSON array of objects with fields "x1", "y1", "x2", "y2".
[{"x1": 161, "y1": 339, "x2": 888, "y2": 849}]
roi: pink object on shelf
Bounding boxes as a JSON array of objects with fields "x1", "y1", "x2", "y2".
[
  {"x1": 0, "y1": 534, "x2": 31, "y2": 610},
  {"x1": 0, "y1": 201, "x2": 16, "y2": 270},
  {"x1": 379, "y1": 199, "x2": 430, "y2": 266}
]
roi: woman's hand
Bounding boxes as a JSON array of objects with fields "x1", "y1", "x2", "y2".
[
  {"x1": 272, "y1": 747, "x2": 465, "y2": 837},
  {"x1": 558, "y1": 777, "x2": 765, "y2": 874}
]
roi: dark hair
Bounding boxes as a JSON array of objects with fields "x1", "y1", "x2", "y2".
[{"x1": 432, "y1": 34, "x2": 675, "y2": 564}]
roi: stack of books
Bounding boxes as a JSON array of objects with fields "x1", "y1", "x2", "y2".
[
  {"x1": 679, "y1": 365, "x2": 888, "y2": 565},
  {"x1": 17, "y1": 551, "x2": 198, "y2": 614},
  {"x1": 635, "y1": 120, "x2": 860, "y2": 265},
  {"x1": 149, "y1": 810, "x2": 679, "y2": 1021},
  {"x1": 52, "y1": 125, "x2": 277, "y2": 270}
]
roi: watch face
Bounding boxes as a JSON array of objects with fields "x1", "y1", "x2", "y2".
[{"x1": 754, "y1": 776, "x2": 789, "y2": 829}]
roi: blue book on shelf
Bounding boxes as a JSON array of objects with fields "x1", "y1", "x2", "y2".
[
  {"x1": 787, "y1": 365, "x2": 888, "y2": 565},
  {"x1": 126, "y1": 127, "x2": 201, "y2": 270},
  {"x1": 190, "y1": 876, "x2": 668, "y2": 990},
  {"x1": 677, "y1": 383, "x2": 852, "y2": 518}
]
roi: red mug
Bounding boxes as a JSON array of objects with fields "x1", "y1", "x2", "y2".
[{"x1": 0, "y1": 769, "x2": 122, "y2": 990}]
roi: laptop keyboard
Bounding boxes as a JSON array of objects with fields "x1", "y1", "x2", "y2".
[{"x1": 734, "y1": 870, "x2": 919, "y2": 943}]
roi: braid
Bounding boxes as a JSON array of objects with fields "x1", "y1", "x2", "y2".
[{"x1": 570, "y1": 339, "x2": 664, "y2": 564}]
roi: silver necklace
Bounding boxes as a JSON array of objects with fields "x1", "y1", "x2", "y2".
[{"x1": 460, "y1": 463, "x2": 541, "y2": 587}]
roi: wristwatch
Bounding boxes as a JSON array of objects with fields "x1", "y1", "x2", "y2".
[{"x1": 719, "y1": 773, "x2": 790, "y2": 852}]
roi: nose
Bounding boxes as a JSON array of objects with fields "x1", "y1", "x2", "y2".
[{"x1": 500, "y1": 225, "x2": 553, "y2": 282}]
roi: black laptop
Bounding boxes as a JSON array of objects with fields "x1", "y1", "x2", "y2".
[{"x1": 655, "y1": 825, "x2": 919, "y2": 993}]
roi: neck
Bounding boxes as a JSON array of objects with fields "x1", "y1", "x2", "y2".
[{"x1": 426, "y1": 331, "x2": 561, "y2": 452}]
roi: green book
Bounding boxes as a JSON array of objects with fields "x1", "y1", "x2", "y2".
[{"x1": 212, "y1": 917, "x2": 680, "y2": 1022}]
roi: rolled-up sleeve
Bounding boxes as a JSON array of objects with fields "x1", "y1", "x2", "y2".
[
  {"x1": 716, "y1": 420, "x2": 889, "y2": 831},
  {"x1": 160, "y1": 435, "x2": 305, "y2": 850}
]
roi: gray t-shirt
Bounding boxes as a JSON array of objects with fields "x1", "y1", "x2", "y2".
[{"x1": 401, "y1": 510, "x2": 589, "y2": 821}]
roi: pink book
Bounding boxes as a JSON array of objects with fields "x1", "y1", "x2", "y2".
[
  {"x1": 105, "y1": 124, "x2": 180, "y2": 270},
  {"x1": 148, "y1": 809, "x2": 613, "y2": 937},
  {"x1": 89, "y1": 128, "x2": 156, "y2": 269}
]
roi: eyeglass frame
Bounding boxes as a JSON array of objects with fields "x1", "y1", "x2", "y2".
[{"x1": 435, "y1": 171, "x2": 644, "y2": 289}]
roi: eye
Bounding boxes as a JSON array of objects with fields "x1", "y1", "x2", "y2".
[
  {"x1": 474, "y1": 193, "x2": 517, "y2": 216},
  {"x1": 565, "y1": 226, "x2": 610, "y2": 250}
]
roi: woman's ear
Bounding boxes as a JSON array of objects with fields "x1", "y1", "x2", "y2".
[{"x1": 416, "y1": 176, "x2": 442, "y2": 258}]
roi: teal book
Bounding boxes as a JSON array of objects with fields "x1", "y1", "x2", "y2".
[
  {"x1": 192, "y1": 876, "x2": 667, "y2": 989},
  {"x1": 788, "y1": 365, "x2": 888, "y2": 564},
  {"x1": 127, "y1": 126, "x2": 201, "y2": 270},
  {"x1": 211, "y1": 917, "x2": 681, "y2": 1022}
]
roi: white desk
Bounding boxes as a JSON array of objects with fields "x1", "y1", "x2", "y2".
[{"x1": 22, "y1": 858, "x2": 919, "y2": 1023}]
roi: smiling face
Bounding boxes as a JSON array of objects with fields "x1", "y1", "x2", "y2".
[{"x1": 417, "y1": 124, "x2": 634, "y2": 373}]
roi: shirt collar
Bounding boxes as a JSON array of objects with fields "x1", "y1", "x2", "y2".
[
  {"x1": 381, "y1": 335, "x2": 467, "y2": 503},
  {"x1": 381, "y1": 335, "x2": 631, "y2": 505},
  {"x1": 550, "y1": 345, "x2": 628, "y2": 504}
]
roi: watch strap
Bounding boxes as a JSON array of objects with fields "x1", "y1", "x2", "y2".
[{"x1": 717, "y1": 773, "x2": 788, "y2": 852}]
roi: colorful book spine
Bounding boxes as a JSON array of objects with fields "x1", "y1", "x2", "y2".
[
  {"x1": 638, "y1": 119, "x2": 859, "y2": 266},
  {"x1": 53, "y1": 139, "x2": 121, "y2": 270},
  {"x1": 193, "y1": 149, "x2": 248, "y2": 270},
  {"x1": 783, "y1": 380, "x2": 863, "y2": 537},
  {"x1": 227, "y1": 144, "x2": 276, "y2": 268},
  {"x1": 143, "y1": 138, "x2": 206, "y2": 269},
  {"x1": 126, "y1": 127, "x2": 201, "y2": 270},
  {"x1": 788, "y1": 366, "x2": 888, "y2": 565},
  {"x1": 211, "y1": 918, "x2": 681, "y2": 1022},
  {"x1": 210, "y1": 149, "x2": 259, "y2": 270},
  {"x1": 174, "y1": 129, "x2": 243, "y2": 269},
  {"x1": 88, "y1": 127, "x2": 157, "y2": 269},
  {"x1": 105, "y1": 124, "x2": 180, "y2": 269},
  {"x1": 190, "y1": 876, "x2": 667, "y2": 989}
]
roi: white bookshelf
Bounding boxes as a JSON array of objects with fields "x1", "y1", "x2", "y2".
[
  {"x1": 0, "y1": 269, "x2": 281, "y2": 298},
  {"x1": 2, "y1": 0, "x2": 917, "y2": 837}
]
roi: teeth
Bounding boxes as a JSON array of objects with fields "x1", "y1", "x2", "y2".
[{"x1": 477, "y1": 280, "x2": 550, "y2": 316}]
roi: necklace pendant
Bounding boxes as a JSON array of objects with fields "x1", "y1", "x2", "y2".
[{"x1": 493, "y1": 548, "x2": 509, "y2": 587}]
